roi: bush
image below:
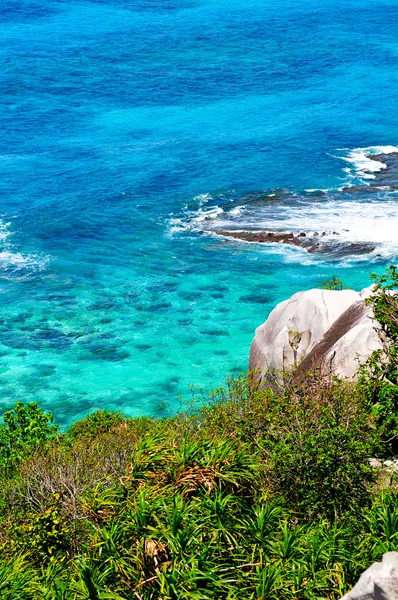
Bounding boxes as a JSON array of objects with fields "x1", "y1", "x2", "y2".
[
  {"x1": 0, "y1": 402, "x2": 58, "y2": 475},
  {"x1": 173, "y1": 372, "x2": 377, "y2": 521},
  {"x1": 358, "y1": 265, "x2": 398, "y2": 453},
  {"x1": 66, "y1": 409, "x2": 126, "y2": 440},
  {"x1": 321, "y1": 276, "x2": 348, "y2": 290},
  {"x1": 9, "y1": 498, "x2": 72, "y2": 566},
  {"x1": 261, "y1": 374, "x2": 377, "y2": 520}
]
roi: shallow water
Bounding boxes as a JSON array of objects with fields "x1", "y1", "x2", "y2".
[{"x1": 1, "y1": 0, "x2": 397, "y2": 425}]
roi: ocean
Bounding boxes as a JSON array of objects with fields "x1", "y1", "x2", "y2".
[{"x1": 1, "y1": 0, "x2": 398, "y2": 425}]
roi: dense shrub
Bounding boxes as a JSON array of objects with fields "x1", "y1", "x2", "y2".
[
  {"x1": 176, "y1": 372, "x2": 377, "y2": 519},
  {"x1": 66, "y1": 409, "x2": 126, "y2": 440},
  {"x1": 0, "y1": 371, "x2": 384, "y2": 598},
  {"x1": 263, "y1": 374, "x2": 377, "y2": 519},
  {"x1": 358, "y1": 265, "x2": 398, "y2": 452},
  {"x1": 0, "y1": 402, "x2": 58, "y2": 475}
]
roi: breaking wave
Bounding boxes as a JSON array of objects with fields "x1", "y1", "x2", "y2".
[
  {"x1": 0, "y1": 220, "x2": 48, "y2": 277},
  {"x1": 170, "y1": 146, "x2": 398, "y2": 263}
]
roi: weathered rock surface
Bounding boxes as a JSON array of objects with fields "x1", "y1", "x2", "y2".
[
  {"x1": 340, "y1": 552, "x2": 398, "y2": 599},
  {"x1": 249, "y1": 287, "x2": 382, "y2": 382}
]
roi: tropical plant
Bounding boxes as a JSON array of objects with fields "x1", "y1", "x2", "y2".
[
  {"x1": 0, "y1": 402, "x2": 58, "y2": 475},
  {"x1": 321, "y1": 276, "x2": 348, "y2": 291},
  {"x1": 358, "y1": 265, "x2": 398, "y2": 452}
]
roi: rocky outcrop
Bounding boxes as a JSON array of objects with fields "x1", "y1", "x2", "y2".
[
  {"x1": 214, "y1": 230, "x2": 376, "y2": 256},
  {"x1": 340, "y1": 552, "x2": 398, "y2": 599},
  {"x1": 249, "y1": 287, "x2": 382, "y2": 382}
]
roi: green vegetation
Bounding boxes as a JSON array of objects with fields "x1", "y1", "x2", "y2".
[
  {"x1": 359, "y1": 266, "x2": 398, "y2": 452},
  {"x1": 321, "y1": 276, "x2": 348, "y2": 291},
  {"x1": 0, "y1": 268, "x2": 398, "y2": 598}
]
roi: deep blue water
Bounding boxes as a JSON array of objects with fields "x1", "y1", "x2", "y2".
[{"x1": 0, "y1": 0, "x2": 397, "y2": 425}]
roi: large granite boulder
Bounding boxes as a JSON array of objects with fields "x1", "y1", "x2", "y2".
[
  {"x1": 340, "y1": 552, "x2": 398, "y2": 599},
  {"x1": 249, "y1": 287, "x2": 382, "y2": 382}
]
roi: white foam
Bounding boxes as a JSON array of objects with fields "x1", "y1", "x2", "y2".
[
  {"x1": 189, "y1": 192, "x2": 398, "y2": 262},
  {"x1": 340, "y1": 145, "x2": 398, "y2": 181},
  {"x1": 191, "y1": 206, "x2": 224, "y2": 223},
  {"x1": 229, "y1": 206, "x2": 244, "y2": 216},
  {"x1": 194, "y1": 193, "x2": 212, "y2": 205},
  {"x1": 0, "y1": 251, "x2": 33, "y2": 267},
  {"x1": 0, "y1": 251, "x2": 48, "y2": 272},
  {"x1": 264, "y1": 202, "x2": 395, "y2": 246},
  {"x1": 0, "y1": 220, "x2": 48, "y2": 274},
  {"x1": 366, "y1": 145, "x2": 398, "y2": 155},
  {"x1": 0, "y1": 222, "x2": 11, "y2": 241}
]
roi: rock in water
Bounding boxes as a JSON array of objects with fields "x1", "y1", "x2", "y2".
[
  {"x1": 340, "y1": 552, "x2": 398, "y2": 599},
  {"x1": 249, "y1": 287, "x2": 382, "y2": 382}
]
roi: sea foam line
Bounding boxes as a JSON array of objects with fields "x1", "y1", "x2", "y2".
[{"x1": 339, "y1": 145, "x2": 398, "y2": 181}]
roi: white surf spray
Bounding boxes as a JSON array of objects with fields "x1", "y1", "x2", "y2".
[
  {"x1": 0, "y1": 219, "x2": 48, "y2": 275},
  {"x1": 339, "y1": 145, "x2": 398, "y2": 181},
  {"x1": 170, "y1": 145, "x2": 398, "y2": 263}
]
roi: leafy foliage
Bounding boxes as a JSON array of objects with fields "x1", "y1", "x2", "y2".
[
  {"x1": 10, "y1": 498, "x2": 71, "y2": 566},
  {"x1": 321, "y1": 276, "x2": 348, "y2": 291},
  {"x1": 262, "y1": 374, "x2": 377, "y2": 519},
  {"x1": 67, "y1": 410, "x2": 126, "y2": 440},
  {"x1": 0, "y1": 402, "x2": 59, "y2": 474},
  {"x1": 358, "y1": 265, "x2": 398, "y2": 452},
  {"x1": 0, "y1": 374, "x2": 388, "y2": 599}
]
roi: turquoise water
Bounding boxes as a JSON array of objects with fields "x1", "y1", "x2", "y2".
[{"x1": 1, "y1": 0, "x2": 398, "y2": 425}]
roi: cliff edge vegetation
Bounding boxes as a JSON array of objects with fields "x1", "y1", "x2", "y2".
[{"x1": 0, "y1": 268, "x2": 398, "y2": 599}]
